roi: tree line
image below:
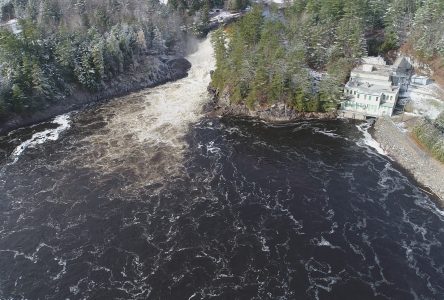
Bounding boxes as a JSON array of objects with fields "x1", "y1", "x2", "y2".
[
  {"x1": 210, "y1": 0, "x2": 444, "y2": 112},
  {"x1": 0, "y1": 0, "x2": 195, "y2": 119}
]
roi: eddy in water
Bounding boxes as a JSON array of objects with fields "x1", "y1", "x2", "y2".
[{"x1": 0, "y1": 37, "x2": 443, "y2": 300}]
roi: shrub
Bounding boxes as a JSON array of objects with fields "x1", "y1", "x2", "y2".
[{"x1": 413, "y1": 117, "x2": 444, "y2": 163}]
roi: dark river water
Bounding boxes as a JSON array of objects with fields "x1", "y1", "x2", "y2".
[{"x1": 1, "y1": 39, "x2": 444, "y2": 300}]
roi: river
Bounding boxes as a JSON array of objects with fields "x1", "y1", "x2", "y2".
[{"x1": 0, "y1": 38, "x2": 443, "y2": 300}]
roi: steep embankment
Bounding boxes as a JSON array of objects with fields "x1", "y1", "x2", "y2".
[
  {"x1": 373, "y1": 117, "x2": 444, "y2": 202},
  {"x1": 0, "y1": 56, "x2": 191, "y2": 134}
]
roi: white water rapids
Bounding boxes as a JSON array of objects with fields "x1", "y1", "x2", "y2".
[
  {"x1": 8, "y1": 114, "x2": 71, "y2": 165},
  {"x1": 66, "y1": 37, "x2": 215, "y2": 187},
  {"x1": 4, "y1": 35, "x2": 397, "y2": 187}
]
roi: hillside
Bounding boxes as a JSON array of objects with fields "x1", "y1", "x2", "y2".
[
  {"x1": 0, "y1": 0, "x2": 208, "y2": 129},
  {"x1": 210, "y1": 1, "x2": 444, "y2": 115}
]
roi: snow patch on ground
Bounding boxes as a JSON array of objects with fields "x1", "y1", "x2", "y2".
[
  {"x1": 0, "y1": 19, "x2": 22, "y2": 34},
  {"x1": 210, "y1": 11, "x2": 242, "y2": 23},
  {"x1": 309, "y1": 69, "x2": 325, "y2": 81},
  {"x1": 404, "y1": 83, "x2": 444, "y2": 119}
]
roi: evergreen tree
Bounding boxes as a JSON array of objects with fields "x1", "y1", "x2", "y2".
[
  {"x1": 293, "y1": 89, "x2": 306, "y2": 112},
  {"x1": 152, "y1": 27, "x2": 166, "y2": 54},
  {"x1": 411, "y1": 0, "x2": 444, "y2": 58}
]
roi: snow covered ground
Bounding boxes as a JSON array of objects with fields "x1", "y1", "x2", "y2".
[
  {"x1": 308, "y1": 69, "x2": 325, "y2": 93},
  {"x1": 403, "y1": 83, "x2": 444, "y2": 119},
  {"x1": 0, "y1": 19, "x2": 21, "y2": 34},
  {"x1": 209, "y1": 11, "x2": 242, "y2": 24}
]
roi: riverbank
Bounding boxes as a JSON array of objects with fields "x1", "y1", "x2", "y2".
[
  {"x1": 208, "y1": 87, "x2": 443, "y2": 202},
  {"x1": 206, "y1": 88, "x2": 337, "y2": 122},
  {"x1": 373, "y1": 116, "x2": 444, "y2": 203},
  {"x1": 0, "y1": 56, "x2": 191, "y2": 134}
]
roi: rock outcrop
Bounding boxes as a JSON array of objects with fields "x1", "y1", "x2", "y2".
[{"x1": 206, "y1": 87, "x2": 337, "y2": 122}]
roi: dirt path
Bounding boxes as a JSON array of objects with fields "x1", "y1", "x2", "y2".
[{"x1": 373, "y1": 117, "x2": 444, "y2": 203}]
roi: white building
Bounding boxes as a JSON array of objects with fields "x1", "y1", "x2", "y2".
[
  {"x1": 340, "y1": 57, "x2": 412, "y2": 117},
  {"x1": 411, "y1": 75, "x2": 432, "y2": 86}
]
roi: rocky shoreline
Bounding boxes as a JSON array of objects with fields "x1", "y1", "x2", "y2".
[
  {"x1": 207, "y1": 87, "x2": 444, "y2": 203},
  {"x1": 205, "y1": 87, "x2": 337, "y2": 122},
  {"x1": 0, "y1": 56, "x2": 191, "y2": 134},
  {"x1": 373, "y1": 117, "x2": 444, "y2": 203}
]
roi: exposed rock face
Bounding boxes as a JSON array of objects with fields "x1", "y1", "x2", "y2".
[
  {"x1": 206, "y1": 87, "x2": 337, "y2": 122},
  {"x1": 166, "y1": 57, "x2": 192, "y2": 78},
  {"x1": 405, "y1": 56, "x2": 434, "y2": 77},
  {"x1": 0, "y1": 55, "x2": 192, "y2": 134}
]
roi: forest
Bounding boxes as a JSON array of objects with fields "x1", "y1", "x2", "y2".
[
  {"x1": 1, "y1": 0, "x2": 443, "y2": 119},
  {"x1": 0, "y1": 0, "x2": 213, "y2": 120},
  {"x1": 210, "y1": 0, "x2": 444, "y2": 112}
]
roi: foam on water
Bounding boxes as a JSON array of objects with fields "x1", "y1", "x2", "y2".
[
  {"x1": 9, "y1": 114, "x2": 71, "y2": 164},
  {"x1": 68, "y1": 37, "x2": 215, "y2": 187},
  {"x1": 356, "y1": 121, "x2": 388, "y2": 156},
  {"x1": 313, "y1": 127, "x2": 344, "y2": 139}
]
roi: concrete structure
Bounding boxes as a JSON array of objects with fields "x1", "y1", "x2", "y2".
[
  {"x1": 411, "y1": 75, "x2": 432, "y2": 85},
  {"x1": 362, "y1": 56, "x2": 386, "y2": 65},
  {"x1": 391, "y1": 57, "x2": 413, "y2": 93},
  {"x1": 340, "y1": 56, "x2": 412, "y2": 118}
]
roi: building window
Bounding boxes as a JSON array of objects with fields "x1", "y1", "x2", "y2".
[
  {"x1": 376, "y1": 97, "x2": 379, "y2": 101},
  {"x1": 369, "y1": 96, "x2": 372, "y2": 100},
  {"x1": 390, "y1": 96, "x2": 393, "y2": 101},
  {"x1": 354, "y1": 91, "x2": 357, "y2": 95},
  {"x1": 357, "y1": 94, "x2": 360, "y2": 99},
  {"x1": 364, "y1": 95, "x2": 367, "y2": 100}
]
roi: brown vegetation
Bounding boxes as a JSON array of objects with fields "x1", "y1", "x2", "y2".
[{"x1": 400, "y1": 42, "x2": 444, "y2": 87}]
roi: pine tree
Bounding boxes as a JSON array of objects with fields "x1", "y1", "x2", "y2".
[
  {"x1": 385, "y1": 0, "x2": 419, "y2": 47},
  {"x1": 320, "y1": 0, "x2": 344, "y2": 22},
  {"x1": 152, "y1": 27, "x2": 166, "y2": 54},
  {"x1": 31, "y1": 62, "x2": 45, "y2": 96},
  {"x1": 210, "y1": 28, "x2": 228, "y2": 91},
  {"x1": 293, "y1": 89, "x2": 306, "y2": 112},
  {"x1": 11, "y1": 83, "x2": 25, "y2": 112},
  {"x1": 105, "y1": 29, "x2": 124, "y2": 74},
  {"x1": 411, "y1": 0, "x2": 444, "y2": 58}
]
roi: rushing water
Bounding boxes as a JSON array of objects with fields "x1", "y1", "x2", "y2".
[{"x1": 1, "y1": 38, "x2": 444, "y2": 300}]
